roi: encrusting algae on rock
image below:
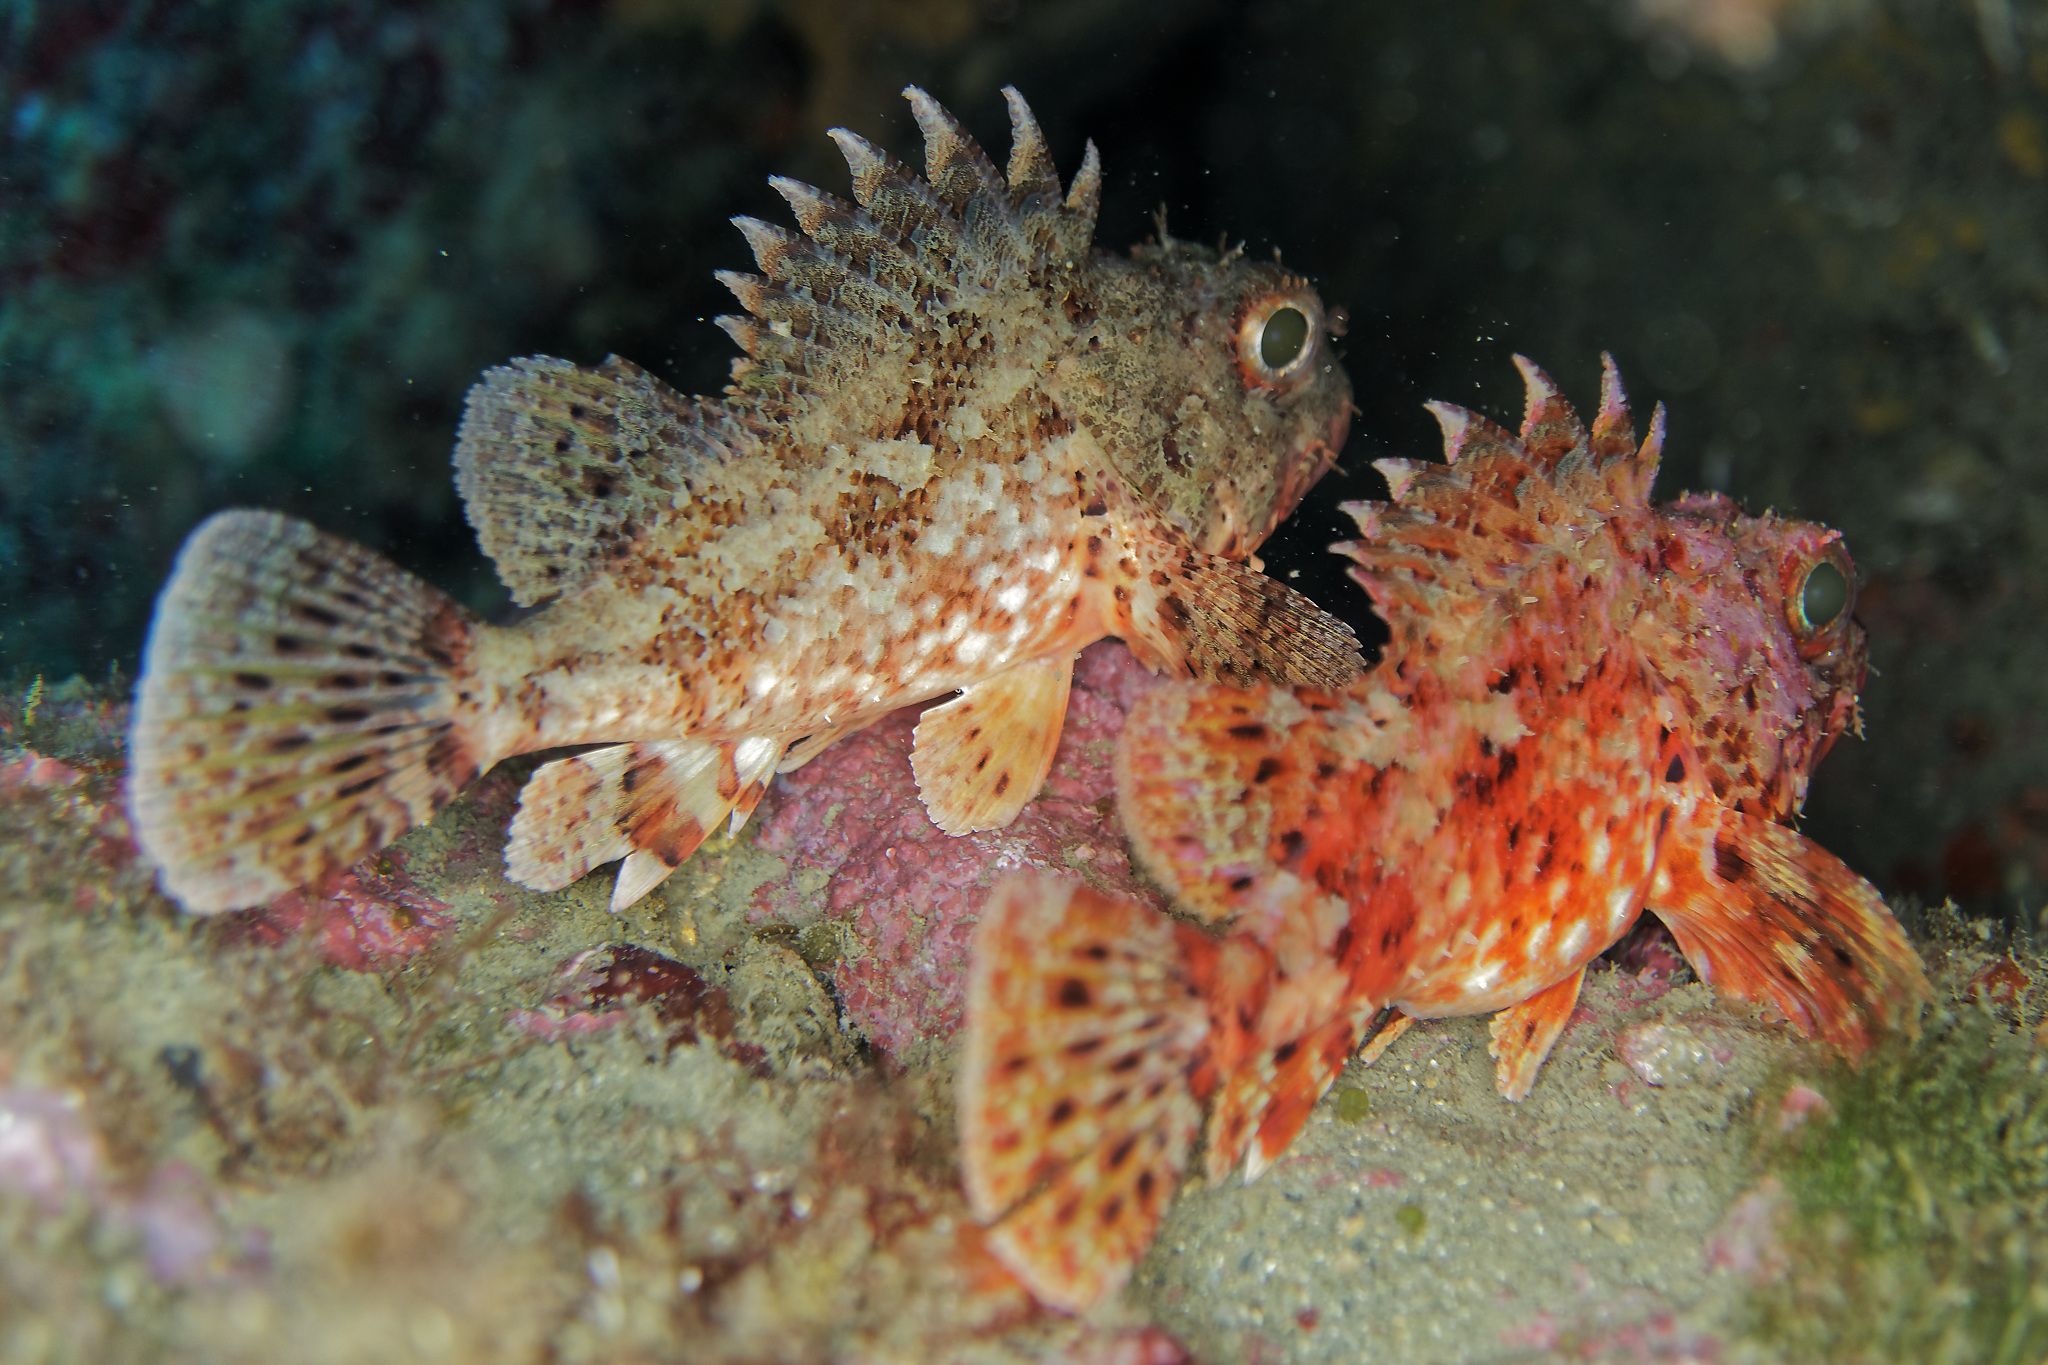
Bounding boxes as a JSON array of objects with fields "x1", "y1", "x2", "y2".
[
  {"x1": 959, "y1": 356, "x2": 1931, "y2": 1312},
  {"x1": 127, "y1": 86, "x2": 1360, "y2": 919}
]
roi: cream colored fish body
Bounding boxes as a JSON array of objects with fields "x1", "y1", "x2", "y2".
[{"x1": 130, "y1": 88, "x2": 1358, "y2": 915}]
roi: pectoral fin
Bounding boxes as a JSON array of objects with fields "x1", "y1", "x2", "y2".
[
  {"x1": 1648, "y1": 805, "x2": 1929, "y2": 1055},
  {"x1": 910, "y1": 654, "x2": 1074, "y2": 835},
  {"x1": 1488, "y1": 967, "x2": 1584, "y2": 1101},
  {"x1": 1121, "y1": 542, "x2": 1363, "y2": 692}
]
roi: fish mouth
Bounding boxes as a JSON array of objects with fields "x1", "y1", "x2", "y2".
[
  {"x1": 1198, "y1": 404, "x2": 1352, "y2": 560},
  {"x1": 1259, "y1": 407, "x2": 1352, "y2": 541}
]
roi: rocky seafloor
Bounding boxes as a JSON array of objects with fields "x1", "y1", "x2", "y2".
[
  {"x1": 1, "y1": 649, "x2": 2044, "y2": 1364},
  {"x1": 7, "y1": 0, "x2": 2048, "y2": 1360}
]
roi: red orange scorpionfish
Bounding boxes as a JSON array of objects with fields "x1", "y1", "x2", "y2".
[{"x1": 960, "y1": 355, "x2": 1930, "y2": 1310}]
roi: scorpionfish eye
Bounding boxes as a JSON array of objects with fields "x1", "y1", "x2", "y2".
[
  {"x1": 1788, "y1": 551, "x2": 1853, "y2": 644},
  {"x1": 1237, "y1": 288, "x2": 1323, "y2": 390}
]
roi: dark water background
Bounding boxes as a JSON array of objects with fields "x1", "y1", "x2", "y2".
[{"x1": 4, "y1": 0, "x2": 2044, "y2": 922}]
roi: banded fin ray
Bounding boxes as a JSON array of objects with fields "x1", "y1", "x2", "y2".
[
  {"x1": 130, "y1": 511, "x2": 485, "y2": 913},
  {"x1": 454, "y1": 356, "x2": 716, "y2": 607},
  {"x1": 960, "y1": 875, "x2": 1211, "y2": 1313},
  {"x1": 506, "y1": 736, "x2": 783, "y2": 913}
]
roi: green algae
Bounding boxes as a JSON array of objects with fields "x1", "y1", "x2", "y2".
[
  {"x1": 1330, "y1": 1086, "x2": 1373, "y2": 1123},
  {"x1": 1740, "y1": 921, "x2": 2048, "y2": 1365}
]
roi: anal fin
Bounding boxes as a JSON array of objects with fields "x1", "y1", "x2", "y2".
[
  {"x1": 1488, "y1": 967, "x2": 1584, "y2": 1102},
  {"x1": 960, "y1": 875, "x2": 1211, "y2": 1313},
  {"x1": 1649, "y1": 805, "x2": 1929, "y2": 1055},
  {"x1": 911, "y1": 654, "x2": 1074, "y2": 835},
  {"x1": 505, "y1": 736, "x2": 783, "y2": 912}
]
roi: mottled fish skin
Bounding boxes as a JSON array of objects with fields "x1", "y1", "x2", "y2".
[
  {"x1": 959, "y1": 355, "x2": 1929, "y2": 1311},
  {"x1": 128, "y1": 87, "x2": 1361, "y2": 915}
]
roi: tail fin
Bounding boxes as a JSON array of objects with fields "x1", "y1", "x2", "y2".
[
  {"x1": 959, "y1": 875, "x2": 1213, "y2": 1312},
  {"x1": 129, "y1": 511, "x2": 485, "y2": 914}
]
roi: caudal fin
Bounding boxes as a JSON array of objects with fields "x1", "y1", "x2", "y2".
[
  {"x1": 959, "y1": 875, "x2": 1213, "y2": 1313},
  {"x1": 130, "y1": 511, "x2": 485, "y2": 913}
]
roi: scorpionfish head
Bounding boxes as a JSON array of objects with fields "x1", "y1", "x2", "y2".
[
  {"x1": 1056, "y1": 242, "x2": 1354, "y2": 560},
  {"x1": 1640, "y1": 491, "x2": 1870, "y2": 820}
]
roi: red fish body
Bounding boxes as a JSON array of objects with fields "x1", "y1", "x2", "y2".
[{"x1": 960, "y1": 356, "x2": 1929, "y2": 1311}]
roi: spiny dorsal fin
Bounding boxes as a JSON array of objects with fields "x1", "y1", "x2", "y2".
[
  {"x1": 1511, "y1": 354, "x2": 1589, "y2": 468},
  {"x1": 454, "y1": 356, "x2": 708, "y2": 606},
  {"x1": 1060, "y1": 139, "x2": 1102, "y2": 257},
  {"x1": 714, "y1": 89, "x2": 1097, "y2": 429},
  {"x1": 1000, "y1": 86, "x2": 1060, "y2": 203},
  {"x1": 905, "y1": 85, "x2": 1007, "y2": 217},
  {"x1": 1591, "y1": 351, "x2": 1664, "y2": 504},
  {"x1": 1336, "y1": 358, "x2": 1665, "y2": 649}
]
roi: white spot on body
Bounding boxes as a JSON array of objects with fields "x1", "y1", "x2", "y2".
[
  {"x1": 1557, "y1": 921, "x2": 1591, "y2": 963},
  {"x1": 1606, "y1": 885, "x2": 1636, "y2": 931},
  {"x1": 995, "y1": 582, "x2": 1029, "y2": 615}
]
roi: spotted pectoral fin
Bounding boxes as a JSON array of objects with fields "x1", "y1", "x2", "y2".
[
  {"x1": 1117, "y1": 679, "x2": 1361, "y2": 927},
  {"x1": 1648, "y1": 806, "x2": 1930, "y2": 1055},
  {"x1": 1487, "y1": 967, "x2": 1585, "y2": 1102},
  {"x1": 505, "y1": 736, "x2": 783, "y2": 912},
  {"x1": 910, "y1": 654, "x2": 1075, "y2": 836},
  {"x1": 960, "y1": 875, "x2": 1211, "y2": 1312},
  {"x1": 1123, "y1": 546, "x2": 1363, "y2": 692}
]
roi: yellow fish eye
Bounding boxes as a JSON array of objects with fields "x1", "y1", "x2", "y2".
[{"x1": 1237, "y1": 290, "x2": 1322, "y2": 389}]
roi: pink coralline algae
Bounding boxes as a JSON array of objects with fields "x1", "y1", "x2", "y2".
[
  {"x1": 230, "y1": 853, "x2": 453, "y2": 971},
  {"x1": 749, "y1": 642, "x2": 1166, "y2": 1057},
  {"x1": 0, "y1": 1087, "x2": 259, "y2": 1286},
  {"x1": 0, "y1": 1086, "x2": 101, "y2": 1212}
]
